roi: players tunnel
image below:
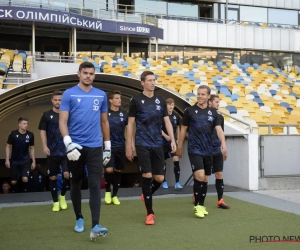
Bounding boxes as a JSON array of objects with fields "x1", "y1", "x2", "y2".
[
  {"x1": 0, "y1": 73, "x2": 191, "y2": 121},
  {"x1": 0, "y1": 73, "x2": 193, "y2": 189}
]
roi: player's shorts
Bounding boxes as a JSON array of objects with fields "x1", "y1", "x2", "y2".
[
  {"x1": 136, "y1": 146, "x2": 164, "y2": 175},
  {"x1": 47, "y1": 155, "x2": 68, "y2": 176},
  {"x1": 163, "y1": 144, "x2": 176, "y2": 160},
  {"x1": 105, "y1": 146, "x2": 126, "y2": 170},
  {"x1": 68, "y1": 146, "x2": 103, "y2": 182},
  {"x1": 10, "y1": 160, "x2": 31, "y2": 181},
  {"x1": 212, "y1": 153, "x2": 224, "y2": 173},
  {"x1": 188, "y1": 154, "x2": 212, "y2": 176}
]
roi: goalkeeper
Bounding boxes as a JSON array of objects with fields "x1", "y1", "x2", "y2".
[{"x1": 59, "y1": 62, "x2": 110, "y2": 241}]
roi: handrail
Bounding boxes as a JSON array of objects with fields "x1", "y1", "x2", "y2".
[
  {"x1": 218, "y1": 110, "x2": 253, "y2": 133},
  {"x1": 258, "y1": 124, "x2": 300, "y2": 135}
]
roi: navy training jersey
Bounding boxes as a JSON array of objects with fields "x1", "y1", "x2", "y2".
[
  {"x1": 60, "y1": 85, "x2": 108, "y2": 147},
  {"x1": 212, "y1": 113, "x2": 224, "y2": 155},
  {"x1": 181, "y1": 104, "x2": 221, "y2": 156},
  {"x1": 108, "y1": 108, "x2": 128, "y2": 147},
  {"x1": 38, "y1": 109, "x2": 65, "y2": 156},
  {"x1": 128, "y1": 93, "x2": 168, "y2": 147},
  {"x1": 162, "y1": 112, "x2": 180, "y2": 146},
  {"x1": 7, "y1": 130, "x2": 34, "y2": 163}
]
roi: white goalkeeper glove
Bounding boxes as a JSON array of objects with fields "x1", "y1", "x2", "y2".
[
  {"x1": 64, "y1": 136, "x2": 82, "y2": 161},
  {"x1": 103, "y1": 141, "x2": 111, "y2": 166}
]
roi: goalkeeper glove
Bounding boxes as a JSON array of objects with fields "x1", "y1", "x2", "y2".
[
  {"x1": 103, "y1": 141, "x2": 111, "y2": 166},
  {"x1": 64, "y1": 136, "x2": 82, "y2": 161}
]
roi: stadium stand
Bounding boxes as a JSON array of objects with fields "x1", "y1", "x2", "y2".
[{"x1": 1, "y1": 48, "x2": 300, "y2": 135}]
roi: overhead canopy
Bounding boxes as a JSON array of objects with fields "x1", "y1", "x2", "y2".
[{"x1": 0, "y1": 73, "x2": 190, "y2": 121}]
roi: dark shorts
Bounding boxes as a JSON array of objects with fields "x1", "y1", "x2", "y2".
[
  {"x1": 47, "y1": 156, "x2": 68, "y2": 176},
  {"x1": 105, "y1": 146, "x2": 126, "y2": 170},
  {"x1": 68, "y1": 146, "x2": 103, "y2": 182},
  {"x1": 163, "y1": 144, "x2": 176, "y2": 160},
  {"x1": 188, "y1": 154, "x2": 212, "y2": 176},
  {"x1": 10, "y1": 160, "x2": 31, "y2": 181},
  {"x1": 136, "y1": 146, "x2": 165, "y2": 175},
  {"x1": 212, "y1": 153, "x2": 224, "y2": 173}
]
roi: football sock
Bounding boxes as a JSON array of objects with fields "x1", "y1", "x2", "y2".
[
  {"x1": 142, "y1": 177, "x2": 154, "y2": 215},
  {"x1": 174, "y1": 161, "x2": 180, "y2": 183},
  {"x1": 50, "y1": 179, "x2": 58, "y2": 202}
]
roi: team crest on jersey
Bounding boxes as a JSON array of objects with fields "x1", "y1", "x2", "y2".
[
  {"x1": 26, "y1": 134, "x2": 29, "y2": 142},
  {"x1": 195, "y1": 110, "x2": 198, "y2": 113},
  {"x1": 119, "y1": 112, "x2": 123, "y2": 117},
  {"x1": 141, "y1": 100, "x2": 144, "y2": 104},
  {"x1": 156, "y1": 105, "x2": 161, "y2": 110},
  {"x1": 16, "y1": 135, "x2": 19, "y2": 137},
  {"x1": 208, "y1": 110, "x2": 212, "y2": 115},
  {"x1": 120, "y1": 118, "x2": 123, "y2": 121},
  {"x1": 50, "y1": 115, "x2": 53, "y2": 119},
  {"x1": 208, "y1": 116, "x2": 213, "y2": 121},
  {"x1": 173, "y1": 115, "x2": 176, "y2": 119},
  {"x1": 155, "y1": 98, "x2": 160, "y2": 104},
  {"x1": 93, "y1": 99, "x2": 99, "y2": 111},
  {"x1": 108, "y1": 113, "x2": 111, "y2": 116}
]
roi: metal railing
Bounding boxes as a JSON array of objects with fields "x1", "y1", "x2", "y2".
[
  {"x1": 258, "y1": 124, "x2": 300, "y2": 135},
  {"x1": 1, "y1": 0, "x2": 299, "y2": 30},
  {"x1": 1, "y1": 0, "x2": 163, "y2": 26},
  {"x1": 34, "y1": 54, "x2": 75, "y2": 63}
]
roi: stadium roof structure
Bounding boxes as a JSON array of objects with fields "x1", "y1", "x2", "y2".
[{"x1": 0, "y1": 73, "x2": 190, "y2": 121}]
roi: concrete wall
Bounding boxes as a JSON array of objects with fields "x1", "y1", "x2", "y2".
[{"x1": 33, "y1": 62, "x2": 79, "y2": 80}]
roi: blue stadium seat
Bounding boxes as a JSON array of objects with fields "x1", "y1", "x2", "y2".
[
  {"x1": 186, "y1": 93, "x2": 195, "y2": 101},
  {"x1": 250, "y1": 91, "x2": 259, "y2": 98},
  {"x1": 123, "y1": 71, "x2": 131, "y2": 76},
  {"x1": 280, "y1": 102, "x2": 292, "y2": 112},
  {"x1": 231, "y1": 94, "x2": 240, "y2": 101},
  {"x1": 269, "y1": 90, "x2": 277, "y2": 96},
  {"x1": 226, "y1": 105, "x2": 237, "y2": 114},
  {"x1": 253, "y1": 98, "x2": 264, "y2": 107},
  {"x1": 92, "y1": 55, "x2": 99, "y2": 60},
  {"x1": 166, "y1": 70, "x2": 173, "y2": 76}
]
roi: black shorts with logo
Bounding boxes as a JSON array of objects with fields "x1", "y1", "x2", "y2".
[
  {"x1": 105, "y1": 146, "x2": 126, "y2": 170},
  {"x1": 136, "y1": 146, "x2": 165, "y2": 175},
  {"x1": 47, "y1": 155, "x2": 68, "y2": 176},
  {"x1": 188, "y1": 154, "x2": 212, "y2": 176},
  {"x1": 10, "y1": 160, "x2": 31, "y2": 181},
  {"x1": 68, "y1": 146, "x2": 103, "y2": 181},
  {"x1": 163, "y1": 144, "x2": 176, "y2": 160},
  {"x1": 212, "y1": 153, "x2": 224, "y2": 173}
]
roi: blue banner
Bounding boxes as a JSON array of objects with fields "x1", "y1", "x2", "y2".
[{"x1": 0, "y1": 6, "x2": 163, "y2": 39}]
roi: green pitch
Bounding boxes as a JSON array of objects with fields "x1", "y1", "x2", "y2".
[{"x1": 1, "y1": 196, "x2": 300, "y2": 250}]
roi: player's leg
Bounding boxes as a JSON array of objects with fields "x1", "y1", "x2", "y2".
[
  {"x1": 213, "y1": 153, "x2": 230, "y2": 209},
  {"x1": 47, "y1": 156, "x2": 60, "y2": 211},
  {"x1": 103, "y1": 149, "x2": 115, "y2": 204},
  {"x1": 172, "y1": 155, "x2": 183, "y2": 189},
  {"x1": 200, "y1": 156, "x2": 213, "y2": 216},
  {"x1": 151, "y1": 147, "x2": 165, "y2": 194},
  {"x1": 68, "y1": 149, "x2": 86, "y2": 233},
  {"x1": 189, "y1": 154, "x2": 206, "y2": 218},
  {"x1": 111, "y1": 146, "x2": 126, "y2": 205},
  {"x1": 21, "y1": 161, "x2": 31, "y2": 193},
  {"x1": 162, "y1": 149, "x2": 170, "y2": 189},
  {"x1": 10, "y1": 163, "x2": 19, "y2": 193},
  {"x1": 136, "y1": 146, "x2": 155, "y2": 225},
  {"x1": 86, "y1": 147, "x2": 108, "y2": 240},
  {"x1": 59, "y1": 157, "x2": 70, "y2": 210}
]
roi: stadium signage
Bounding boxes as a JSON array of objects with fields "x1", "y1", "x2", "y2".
[{"x1": 0, "y1": 6, "x2": 163, "y2": 39}]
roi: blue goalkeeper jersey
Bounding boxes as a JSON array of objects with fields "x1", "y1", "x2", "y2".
[{"x1": 60, "y1": 85, "x2": 108, "y2": 148}]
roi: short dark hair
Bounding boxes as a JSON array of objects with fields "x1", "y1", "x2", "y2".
[
  {"x1": 209, "y1": 94, "x2": 219, "y2": 102},
  {"x1": 52, "y1": 90, "x2": 63, "y2": 98},
  {"x1": 166, "y1": 98, "x2": 175, "y2": 105},
  {"x1": 198, "y1": 85, "x2": 211, "y2": 95},
  {"x1": 140, "y1": 71, "x2": 155, "y2": 82},
  {"x1": 78, "y1": 62, "x2": 95, "y2": 72},
  {"x1": 18, "y1": 117, "x2": 28, "y2": 123},
  {"x1": 108, "y1": 90, "x2": 121, "y2": 100}
]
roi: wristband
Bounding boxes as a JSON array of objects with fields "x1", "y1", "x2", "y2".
[
  {"x1": 63, "y1": 135, "x2": 72, "y2": 148},
  {"x1": 104, "y1": 141, "x2": 111, "y2": 150}
]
